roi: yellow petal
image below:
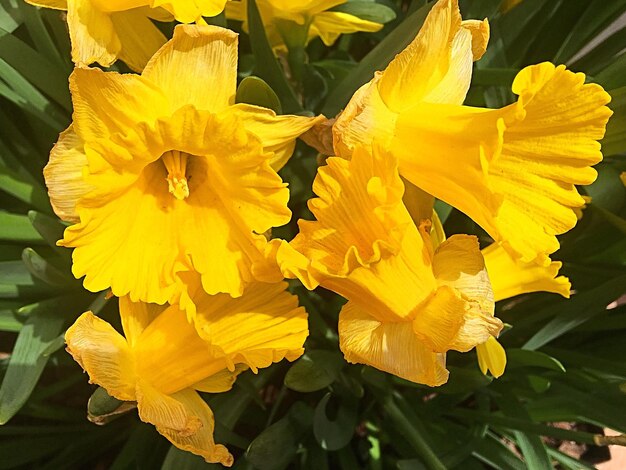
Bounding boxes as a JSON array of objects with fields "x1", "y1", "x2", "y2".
[
  {"x1": 309, "y1": 11, "x2": 382, "y2": 46},
  {"x1": 69, "y1": 67, "x2": 169, "y2": 142},
  {"x1": 134, "y1": 302, "x2": 229, "y2": 394},
  {"x1": 377, "y1": 0, "x2": 478, "y2": 109},
  {"x1": 333, "y1": 74, "x2": 398, "y2": 157},
  {"x1": 150, "y1": 0, "x2": 228, "y2": 23},
  {"x1": 118, "y1": 295, "x2": 168, "y2": 348},
  {"x1": 402, "y1": 180, "x2": 435, "y2": 228},
  {"x1": 230, "y1": 103, "x2": 326, "y2": 170},
  {"x1": 67, "y1": 0, "x2": 120, "y2": 68},
  {"x1": 476, "y1": 336, "x2": 507, "y2": 378},
  {"x1": 338, "y1": 302, "x2": 449, "y2": 386},
  {"x1": 461, "y1": 19, "x2": 489, "y2": 61},
  {"x1": 43, "y1": 126, "x2": 92, "y2": 224},
  {"x1": 24, "y1": 0, "x2": 67, "y2": 9},
  {"x1": 412, "y1": 285, "x2": 501, "y2": 353},
  {"x1": 138, "y1": 387, "x2": 233, "y2": 465},
  {"x1": 482, "y1": 242, "x2": 571, "y2": 301},
  {"x1": 193, "y1": 365, "x2": 247, "y2": 393},
  {"x1": 112, "y1": 10, "x2": 167, "y2": 72},
  {"x1": 290, "y1": 147, "x2": 407, "y2": 279},
  {"x1": 432, "y1": 235, "x2": 495, "y2": 317},
  {"x1": 65, "y1": 312, "x2": 136, "y2": 401},
  {"x1": 136, "y1": 380, "x2": 203, "y2": 437},
  {"x1": 142, "y1": 24, "x2": 237, "y2": 113},
  {"x1": 192, "y1": 282, "x2": 308, "y2": 373}
]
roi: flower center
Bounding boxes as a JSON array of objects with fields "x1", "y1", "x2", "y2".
[{"x1": 161, "y1": 150, "x2": 190, "y2": 200}]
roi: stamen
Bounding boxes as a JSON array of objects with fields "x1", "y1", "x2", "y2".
[{"x1": 161, "y1": 150, "x2": 190, "y2": 200}]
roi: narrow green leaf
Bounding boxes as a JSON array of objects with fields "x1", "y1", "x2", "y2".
[
  {"x1": 602, "y1": 86, "x2": 626, "y2": 157},
  {"x1": 162, "y1": 446, "x2": 222, "y2": 470},
  {"x1": 0, "y1": 211, "x2": 45, "y2": 243},
  {"x1": 448, "y1": 409, "x2": 598, "y2": 444},
  {"x1": 0, "y1": 166, "x2": 50, "y2": 212},
  {"x1": 330, "y1": 2, "x2": 396, "y2": 24},
  {"x1": 506, "y1": 349, "x2": 566, "y2": 372},
  {"x1": 554, "y1": 1, "x2": 626, "y2": 64},
  {"x1": 0, "y1": 260, "x2": 37, "y2": 286},
  {"x1": 0, "y1": 26, "x2": 71, "y2": 110},
  {"x1": 28, "y1": 211, "x2": 69, "y2": 256},
  {"x1": 523, "y1": 274, "x2": 626, "y2": 350},
  {"x1": 497, "y1": 398, "x2": 552, "y2": 470},
  {"x1": 0, "y1": 301, "x2": 67, "y2": 424},
  {"x1": 247, "y1": 0, "x2": 302, "y2": 113},
  {"x1": 0, "y1": 309, "x2": 22, "y2": 332},
  {"x1": 22, "y1": 248, "x2": 72, "y2": 287}
]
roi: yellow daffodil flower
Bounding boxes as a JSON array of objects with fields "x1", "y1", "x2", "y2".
[
  {"x1": 225, "y1": 0, "x2": 383, "y2": 49},
  {"x1": 24, "y1": 0, "x2": 168, "y2": 71},
  {"x1": 23, "y1": 0, "x2": 230, "y2": 71},
  {"x1": 65, "y1": 282, "x2": 308, "y2": 465},
  {"x1": 45, "y1": 25, "x2": 323, "y2": 307},
  {"x1": 333, "y1": 0, "x2": 612, "y2": 267},
  {"x1": 271, "y1": 145, "x2": 502, "y2": 386}
]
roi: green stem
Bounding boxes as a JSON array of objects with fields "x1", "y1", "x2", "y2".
[{"x1": 384, "y1": 398, "x2": 446, "y2": 470}]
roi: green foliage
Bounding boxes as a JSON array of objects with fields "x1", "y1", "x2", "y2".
[{"x1": 1, "y1": 0, "x2": 626, "y2": 468}]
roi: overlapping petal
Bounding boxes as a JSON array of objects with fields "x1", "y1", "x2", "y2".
[{"x1": 482, "y1": 242, "x2": 571, "y2": 301}]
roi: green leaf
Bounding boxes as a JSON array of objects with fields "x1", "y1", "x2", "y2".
[
  {"x1": 523, "y1": 274, "x2": 626, "y2": 350},
  {"x1": 506, "y1": 349, "x2": 566, "y2": 372},
  {"x1": 235, "y1": 76, "x2": 282, "y2": 114},
  {"x1": 246, "y1": 417, "x2": 298, "y2": 470},
  {"x1": 22, "y1": 248, "x2": 72, "y2": 287},
  {"x1": 0, "y1": 300, "x2": 67, "y2": 424},
  {"x1": 602, "y1": 86, "x2": 626, "y2": 157},
  {"x1": 0, "y1": 211, "x2": 44, "y2": 243},
  {"x1": 313, "y1": 392, "x2": 358, "y2": 451},
  {"x1": 0, "y1": 166, "x2": 50, "y2": 212},
  {"x1": 330, "y1": 2, "x2": 396, "y2": 24},
  {"x1": 284, "y1": 350, "x2": 344, "y2": 392},
  {"x1": 0, "y1": 308, "x2": 22, "y2": 332},
  {"x1": 247, "y1": 0, "x2": 302, "y2": 113},
  {"x1": 162, "y1": 446, "x2": 221, "y2": 470},
  {"x1": 28, "y1": 211, "x2": 70, "y2": 257},
  {"x1": 322, "y1": 2, "x2": 433, "y2": 117}
]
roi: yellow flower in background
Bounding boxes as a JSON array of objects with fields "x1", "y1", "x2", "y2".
[
  {"x1": 225, "y1": 0, "x2": 383, "y2": 49},
  {"x1": 152, "y1": 0, "x2": 227, "y2": 22},
  {"x1": 24, "y1": 0, "x2": 168, "y2": 71},
  {"x1": 333, "y1": 0, "x2": 612, "y2": 267},
  {"x1": 271, "y1": 146, "x2": 502, "y2": 386},
  {"x1": 45, "y1": 25, "x2": 322, "y2": 307},
  {"x1": 65, "y1": 282, "x2": 308, "y2": 464},
  {"x1": 23, "y1": 0, "x2": 231, "y2": 70}
]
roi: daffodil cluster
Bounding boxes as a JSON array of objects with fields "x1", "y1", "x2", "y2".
[{"x1": 36, "y1": 0, "x2": 612, "y2": 465}]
